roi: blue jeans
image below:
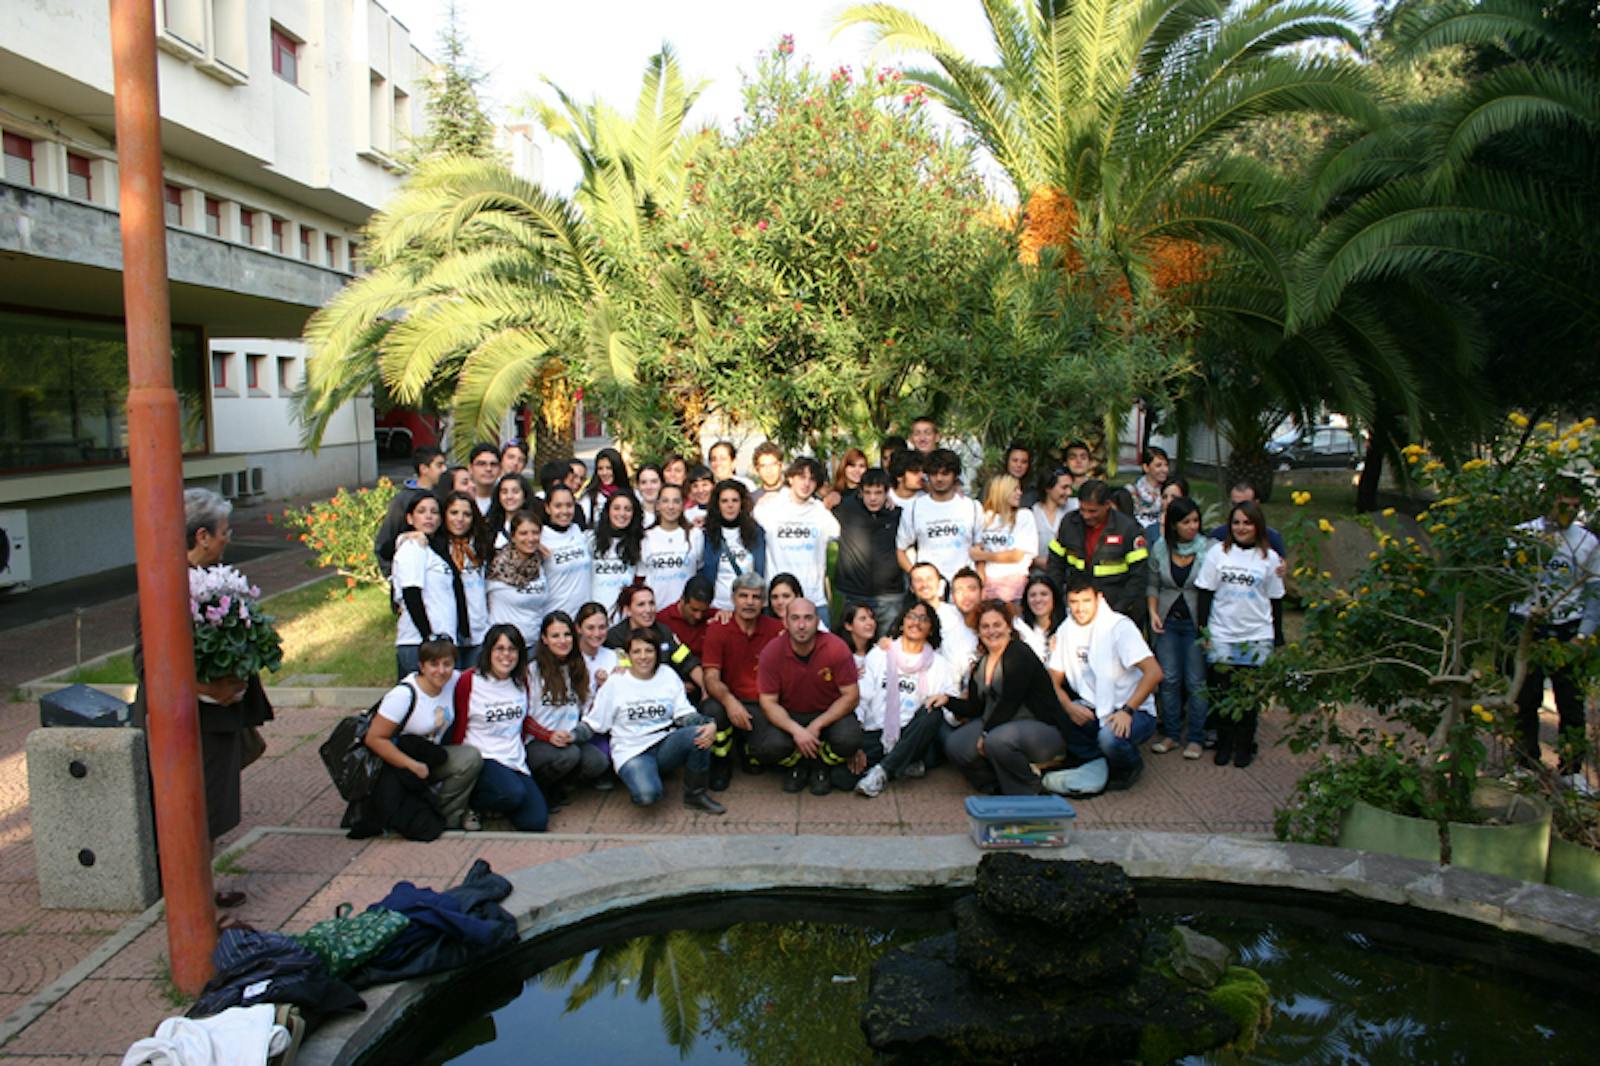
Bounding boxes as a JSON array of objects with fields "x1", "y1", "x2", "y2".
[
  {"x1": 455, "y1": 643, "x2": 480, "y2": 671},
  {"x1": 838, "y1": 588, "x2": 909, "y2": 639},
  {"x1": 395, "y1": 644, "x2": 420, "y2": 682},
  {"x1": 617, "y1": 725, "x2": 709, "y2": 806},
  {"x1": 471, "y1": 757, "x2": 548, "y2": 831},
  {"x1": 1064, "y1": 710, "x2": 1158, "y2": 771},
  {"x1": 1154, "y1": 618, "x2": 1207, "y2": 743}
]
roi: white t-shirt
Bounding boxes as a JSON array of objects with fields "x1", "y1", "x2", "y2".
[
  {"x1": 707, "y1": 527, "x2": 759, "y2": 610},
  {"x1": 934, "y1": 601, "x2": 978, "y2": 678},
  {"x1": 473, "y1": 493, "x2": 493, "y2": 516},
  {"x1": 1047, "y1": 614, "x2": 1157, "y2": 718},
  {"x1": 1511, "y1": 517, "x2": 1600, "y2": 627},
  {"x1": 1031, "y1": 502, "x2": 1067, "y2": 553},
  {"x1": 1013, "y1": 617, "x2": 1052, "y2": 663},
  {"x1": 856, "y1": 642, "x2": 961, "y2": 734},
  {"x1": 588, "y1": 534, "x2": 639, "y2": 619},
  {"x1": 1195, "y1": 544, "x2": 1285, "y2": 645},
  {"x1": 897, "y1": 494, "x2": 982, "y2": 583},
  {"x1": 583, "y1": 668, "x2": 697, "y2": 771},
  {"x1": 528, "y1": 668, "x2": 584, "y2": 734},
  {"x1": 461, "y1": 672, "x2": 531, "y2": 773},
  {"x1": 640, "y1": 525, "x2": 703, "y2": 609},
  {"x1": 392, "y1": 540, "x2": 458, "y2": 647},
  {"x1": 978, "y1": 510, "x2": 1039, "y2": 585},
  {"x1": 459, "y1": 560, "x2": 489, "y2": 645},
  {"x1": 581, "y1": 645, "x2": 620, "y2": 703},
  {"x1": 756, "y1": 492, "x2": 840, "y2": 604},
  {"x1": 542, "y1": 524, "x2": 594, "y2": 618},
  {"x1": 889, "y1": 488, "x2": 922, "y2": 510},
  {"x1": 375, "y1": 672, "x2": 459, "y2": 741},
  {"x1": 487, "y1": 569, "x2": 548, "y2": 648}
]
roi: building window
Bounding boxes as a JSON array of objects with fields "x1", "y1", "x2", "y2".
[
  {"x1": 211, "y1": 351, "x2": 231, "y2": 391},
  {"x1": 348, "y1": 240, "x2": 362, "y2": 269},
  {"x1": 299, "y1": 226, "x2": 312, "y2": 261},
  {"x1": 164, "y1": 183, "x2": 183, "y2": 226},
  {"x1": 270, "y1": 218, "x2": 286, "y2": 254},
  {"x1": 0, "y1": 308, "x2": 207, "y2": 473},
  {"x1": 271, "y1": 26, "x2": 300, "y2": 86},
  {"x1": 368, "y1": 72, "x2": 389, "y2": 153},
  {"x1": 277, "y1": 356, "x2": 298, "y2": 395},
  {"x1": 204, "y1": 196, "x2": 222, "y2": 236},
  {"x1": 246, "y1": 353, "x2": 265, "y2": 393},
  {"x1": 3, "y1": 132, "x2": 34, "y2": 185},
  {"x1": 67, "y1": 153, "x2": 93, "y2": 200},
  {"x1": 324, "y1": 234, "x2": 340, "y2": 269},
  {"x1": 239, "y1": 207, "x2": 257, "y2": 245}
]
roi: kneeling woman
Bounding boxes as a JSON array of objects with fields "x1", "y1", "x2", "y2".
[
  {"x1": 355, "y1": 636, "x2": 484, "y2": 838},
  {"x1": 575, "y1": 630, "x2": 726, "y2": 814},
  {"x1": 944, "y1": 601, "x2": 1077, "y2": 795},
  {"x1": 449, "y1": 624, "x2": 548, "y2": 831},
  {"x1": 851, "y1": 601, "x2": 962, "y2": 798},
  {"x1": 525, "y1": 611, "x2": 609, "y2": 804}
]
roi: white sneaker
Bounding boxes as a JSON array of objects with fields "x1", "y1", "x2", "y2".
[
  {"x1": 856, "y1": 765, "x2": 889, "y2": 798},
  {"x1": 1562, "y1": 772, "x2": 1596, "y2": 797}
]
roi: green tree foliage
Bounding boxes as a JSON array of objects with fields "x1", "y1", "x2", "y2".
[{"x1": 410, "y1": 0, "x2": 497, "y2": 162}]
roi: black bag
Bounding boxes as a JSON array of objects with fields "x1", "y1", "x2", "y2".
[{"x1": 319, "y1": 685, "x2": 417, "y2": 803}]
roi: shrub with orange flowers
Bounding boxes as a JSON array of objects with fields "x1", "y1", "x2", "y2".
[{"x1": 279, "y1": 479, "x2": 398, "y2": 591}]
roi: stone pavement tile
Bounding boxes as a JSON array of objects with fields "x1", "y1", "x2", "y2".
[
  {"x1": 793, "y1": 821, "x2": 902, "y2": 836},
  {"x1": 93, "y1": 924, "x2": 170, "y2": 981},
  {"x1": 340, "y1": 838, "x2": 478, "y2": 881},
  {"x1": 283, "y1": 786, "x2": 348, "y2": 829},
  {"x1": 3, "y1": 978, "x2": 174, "y2": 1056},
  {"x1": 710, "y1": 786, "x2": 799, "y2": 822},
  {"x1": 285, "y1": 875, "x2": 406, "y2": 933},
  {"x1": 217, "y1": 872, "x2": 331, "y2": 930},
  {"x1": 0, "y1": 884, "x2": 127, "y2": 936},
  {"x1": 797, "y1": 789, "x2": 892, "y2": 823},
  {"x1": 465, "y1": 839, "x2": 593, "y2": 879},
  {"x1": 889, "y1": 789, "x2": 969, "y2": 824},
  {"x1": 229, "y1": 831, "x2": 367, "y2": 876},
  {"x1": 0, "y1": 935, "x2": 108, "y2": 994},
  {"x1": 0, "y1": 842, "x2": 36, "y2": 883},
  {"x1": 889, "y1": 770, "x2": 971, "y2": 795},
  {"x1": 0, "y1": 1055, "x2": 124, "y2": 1065}
]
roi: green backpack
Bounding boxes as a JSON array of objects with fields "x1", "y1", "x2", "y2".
[{"x1": 292, "y1": 903, "x2": 409, "y2": 978}]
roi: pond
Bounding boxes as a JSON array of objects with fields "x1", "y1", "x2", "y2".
[{"x1": 365, "y1": 889, "x2": 1600, "y2": 1066}]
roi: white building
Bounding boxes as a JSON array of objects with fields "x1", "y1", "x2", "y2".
[{"x1": 0, "y1": 0, "x2": 470, "y2": 589}]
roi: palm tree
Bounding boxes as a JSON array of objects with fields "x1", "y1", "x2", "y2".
[
  {"x1": 296, "y1": 50, "x2": 710, "y2": 460},
  {"x1": 835, "y1": 0, "x2": 1379, "y2": 301}
]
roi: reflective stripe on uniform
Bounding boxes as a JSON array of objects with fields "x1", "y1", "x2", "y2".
[
  {"x1": 1092, "y1": 561, "x2": 1129, "y2": 577},
  {"x1": 1065, "y1": 553, "x2": 1086, "y2": 570},
  {"x1": 1124, "y1": 548, "x2": 1149, "y2": 565},
  {"x1": 712, "y1": 728, "x2": 733, "y2": 758},
  {"x1": 1048, "y1": 538, "x2": 1066, "y2": 557},
  {"x1": 818, "y1": 743, "x2": 845, "y2": 766},
  {"x1": 670, "y1": 644, "x2": 690, "y2": 664}
]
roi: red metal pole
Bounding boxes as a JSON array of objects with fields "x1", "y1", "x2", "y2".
[{"x1": 108, "y1": 0, "x2": 217, "y2": 993}]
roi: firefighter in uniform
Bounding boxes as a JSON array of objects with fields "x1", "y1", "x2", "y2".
[{"x1": 1046, "y1": 479, "x2": 1150, "y2": 630}]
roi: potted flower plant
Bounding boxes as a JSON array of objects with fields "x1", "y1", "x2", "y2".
[{"x1": 1262, "y1": 416, "x2": 1600, "y2": 883}]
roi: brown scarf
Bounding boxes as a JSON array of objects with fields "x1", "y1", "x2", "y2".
[{"x1": 487, "y1": 544, "x2": 540, "y2": 589}]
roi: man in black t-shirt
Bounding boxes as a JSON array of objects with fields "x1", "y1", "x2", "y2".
[{"x1": 835, "y1": 469, "x2": 906, "y2": 634}]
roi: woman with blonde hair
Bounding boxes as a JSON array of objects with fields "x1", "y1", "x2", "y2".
[{"x1": 971, "y1": 474, "x2": 1038, "y2": 603}]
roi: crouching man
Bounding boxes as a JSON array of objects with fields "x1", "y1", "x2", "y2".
[
  {"x1": 752, "y1": 598, "x2": 863, "y2": 796},
  {"x1": 1043, "y1": 574, "x2": 1163, "y2": 796}
]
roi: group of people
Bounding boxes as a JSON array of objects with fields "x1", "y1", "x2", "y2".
[{"x1": 352, "y1": 420, "x2": 1290, "y2": 837}]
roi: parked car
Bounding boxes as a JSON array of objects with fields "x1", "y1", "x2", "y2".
[
  {"x1": 1266, "y1": 425, "x2": 1363, "y2": 469},
  {"x1": 374, "y1": 408, "x2": 443, "y2": 459}
]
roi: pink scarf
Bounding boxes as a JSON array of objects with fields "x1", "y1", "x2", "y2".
[{"x1": 884, "y1": 639, "x2": 933, "y2": 749}]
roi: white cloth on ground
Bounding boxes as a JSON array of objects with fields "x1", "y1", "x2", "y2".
[{"x1": 120, "y1": 1003, "x2": 288, "y2": 1066}]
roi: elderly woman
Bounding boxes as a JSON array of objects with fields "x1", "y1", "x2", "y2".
[{"x1": 132, "y1": 488, "x2": 273, "y2": 908}]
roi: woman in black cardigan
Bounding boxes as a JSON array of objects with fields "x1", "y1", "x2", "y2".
[{"x1": 944, "y1": 600, "x2": 1075, "y2": 794}]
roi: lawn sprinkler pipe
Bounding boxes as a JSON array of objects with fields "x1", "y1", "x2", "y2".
[{"x1": 108, "y1": 0, "x2": 217, "y2": 993}]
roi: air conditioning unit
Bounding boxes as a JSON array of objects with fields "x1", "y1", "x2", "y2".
[
  {"x1": 218, "y1": 471, "x2": 239, "y2": 499},
  {"x1": 0, "y1": 510, "x2": 32, "y2": 590}
]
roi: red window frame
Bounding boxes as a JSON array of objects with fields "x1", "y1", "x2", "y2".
[
  {"x1": 299, "y1": 226, "x2": 311, "y2": 261},
  {"x1": 211, "y1": 352, "x2": 229, "y2": 390},
  {"x1": 271, "y1": 27, "x2": 299, "y2": 85},
  {"x1": 204, "y1": 196, "x2": 222, "y2": 236},
  {"x1": 5, "y1": 132, "x2": 36, "y2": 184},
  {"x1": 239, "y1": 207, "x2": 257, "y2": 243},
  {"x1": 270, "y1": 217, "x2": 286, "y2": 254},
  {"x1": 66, "y1": 152, "x2": 93, "y2": 199},
  {"x1": 325, "y1": 234, "x2": 338, "y2": 267},
  {"x1": 247, "y1": 354, "x2": 263, "y2": 391}
]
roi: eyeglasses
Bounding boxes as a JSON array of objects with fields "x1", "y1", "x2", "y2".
[{"x1": 903, "y1": 613, "x2": 931, "y2": 625}]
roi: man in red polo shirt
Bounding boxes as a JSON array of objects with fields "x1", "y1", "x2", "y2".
[
  {"x1": 700, "y1": 572, "x2": 784, "y2": 791},
  {"x1": 658, "y1": 576, "x2": 715, "y2": 660},
  {"x1": 754, "y1": 596, "x2": 862, "y2": 796}
]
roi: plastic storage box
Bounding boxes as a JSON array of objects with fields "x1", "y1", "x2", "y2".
[{"x1": 964, "y1": 795, "x2": 1075, "y2": 849}]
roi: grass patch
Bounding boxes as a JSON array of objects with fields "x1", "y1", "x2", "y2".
[
  {"x1": 154, "y1": 956, "x2": 190, "y2": 1009},
  {"x1": 57, "y1": 577, "x2": 396, "y2": 687},
  {"x1": 213, "y1": 848, "x2": 249, "y2": 876}
]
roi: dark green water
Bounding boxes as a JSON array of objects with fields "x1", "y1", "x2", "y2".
[{"x1": 400, "y1": 901, "x2": 1598, "y2": 1066}]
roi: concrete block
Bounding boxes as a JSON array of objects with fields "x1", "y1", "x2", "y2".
[{"x1": 26, "y1": 728, "x2": 159, "y2": 911}]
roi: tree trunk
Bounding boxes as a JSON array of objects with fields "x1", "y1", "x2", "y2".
[
  {"x1": 531, "y1": 406, "x2": 575, "y2": 473},
  {"x1": 1224, "y1": 450, "x2": 1278, "y2": 503},
  {"x1": 1356, "y1": 434, "x2": 1384, "y2": 512}
]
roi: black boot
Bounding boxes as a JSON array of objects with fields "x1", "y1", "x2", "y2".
[
  {"x1": 1231, "y1": 711, "x2": 1259, "y2": 768},
  {"x1": 1212, "y1": 718, "x2": 1236, "y2": 766},
  {"x1": 709, "y1": 755, "x2": 734, "y2": 792},
  {"x1": 683, "y1": 768, "x2": 727, "y2": 815}
]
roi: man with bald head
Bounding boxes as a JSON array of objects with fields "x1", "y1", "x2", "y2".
[{"x1": 753, "y1": 597, "x2": 862, "y2": 795}]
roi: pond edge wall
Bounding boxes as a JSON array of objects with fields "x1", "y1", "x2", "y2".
[{"x1": 298, "y1": 830, "x2": 1600, "y2": 1066}]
